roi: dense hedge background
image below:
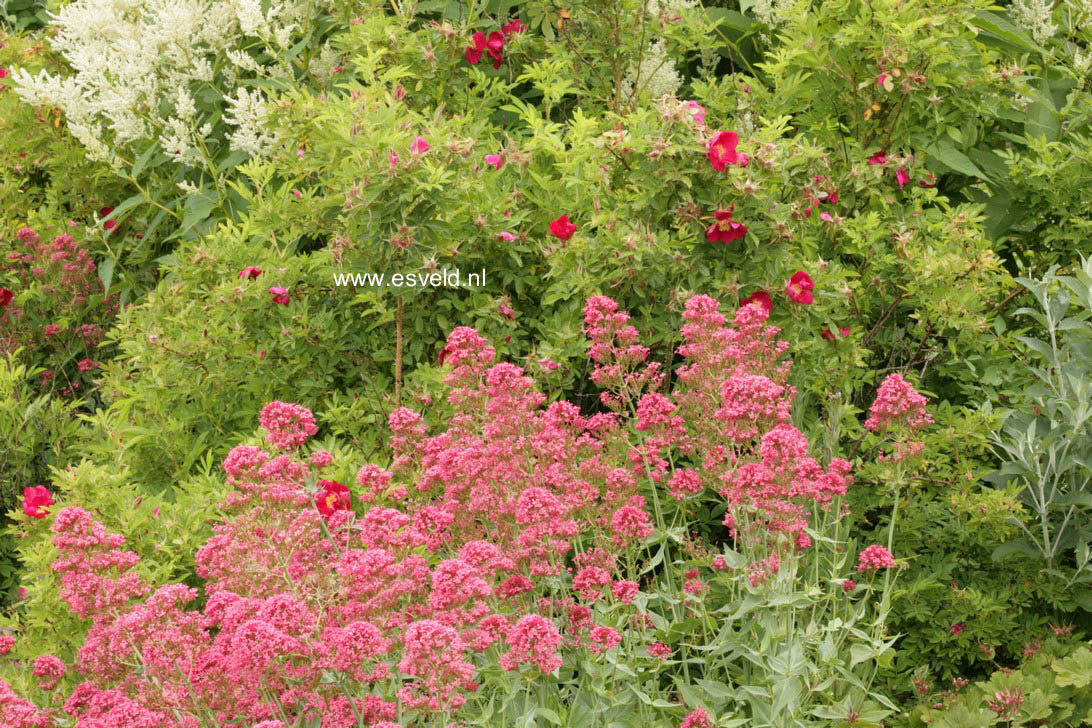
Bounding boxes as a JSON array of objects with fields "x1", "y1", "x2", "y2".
[{"x1": 1, "y1": 0, "x2": 1091, "y2": 724}]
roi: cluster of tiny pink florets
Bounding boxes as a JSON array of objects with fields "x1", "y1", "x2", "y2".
[{"x1": 0, "y1": 293, "x2": 924, "y2": 725}]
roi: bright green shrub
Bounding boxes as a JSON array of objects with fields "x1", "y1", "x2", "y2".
[{"x1": 0, "y1": 352, "x2": 82, "y2": 602}]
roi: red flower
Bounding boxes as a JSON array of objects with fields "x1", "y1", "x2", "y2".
[
  {"x1": 23, "y1": 486, "x2": 55, "y2": 519},
  {"x1": 706, "y1": 209, "x2": 747, "y2": 243},
  {"x1": 0, "y1": 68, "x2": 8, "y2": 79},
  {"x1": 918, "y1": 173, "x2": 937, "y2": 188},
  {"x1": 100, "y1": 206, "x2": 117, "y2": 232},
  {"x1": 467, "y1": 31, "x2": 506, "y2": 68},
  {"x1": 269, "y1": 286, "x2": 291, "y2": 305},
  {"x1": 503, "y1": 18, "x2": 525, "y2": 35},
  {"x1": 895, "y1": 168, "x2": 910, "y2": 189},
  {"x1": 239, "y1": 267, "x2": 263, "y2": 279},
  {"x1": 315, "y1": 480, "x2": 351, "y2": 518},
  {"x1": 821, "y1": 326, "x2": 850, "y2": 340},
  {"x1": 466, "y1": 32, "x2": 487, "y2": 64},
  {"x1": 707, "y1": 131, "x2": 740, "y2": 171},
  {"x1": 485, "y1": 31, "x2": 505, "y2": 68},
  {"x1": 549, "y1": 215, "x2": 577, "y2": 240},
  {"x1": 867, "y1": 152, "x2": 886, "y2": 165},
  {"x1": 740, "y1": 290, "x2": 773, "y2": 316},
  {"x1": 842, "y1": 579, "x2": 857, "y2": 592},
  {"x1": 0, "y1": 288, "x2": 12, "y2": 307},
  {"x1": 484, "y1": 154, "x2": 503, "y2": 170},
  {"x1": 785, "y1": 271, "x2": 814, "y2": 304},
  {"x1": 950, "y1": 623, "x2": 964, "y2": 637}
]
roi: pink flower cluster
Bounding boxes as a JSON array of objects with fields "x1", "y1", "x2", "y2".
[
  {"x1": 259, "y1": 400, "x2": 319, "y2": 450},
  {"x1": 0, "y1": 293, "x2": 915, "y2": 724},
  {"x1": 864, "y1": 373, "x2": 934, "y2": 432}
]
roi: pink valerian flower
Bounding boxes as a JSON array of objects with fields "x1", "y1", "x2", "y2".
[
  {"x1": 410, "y1": 136, "x2": 430, "y2": 155},
  {"x1": 682, "y1": 707, "x2": 714, "y2": 728},
  {"x1": 667, "y1": 469, "x2": 702, "y2": 500},
  {"x1": 269, "y1": 286, "x2": 290, "y2": 304},
  {"x1": 647, "y1": 641, "x2": 672, "y2": 660},
  {"x1": 683, "y1": 569, "x2": 707, "y2": 596},
  {"x1": 398, "y1": 620, "x2": 475, "y2": 712},
  {"x1": 611, "y1": 580, "x2": 639, "y2": 604},
  {"x1": 707, "y1": 208, "x2": 747, "y2": 242},
  {"x1": 746, "y1": 553, "x2": 780, "y2": 587},
  {"x1": 500, "y1": 615, "x2": 563, "y2": 673},
  {"x1": 716, "y1": 373, "x2": 793, "y2": 441},
  {"x1": 610, "y1": 499, "x2": 653, "y2": 545},
  {"x1": 50, "y1": 507, "x2": 149, "y2": 620},
  {"x1": 785, "y1": 271, "x2": 815, "y2": 304},
  {"x1": 77, "y1": 358, "x2": 99, "y2": 372},
  {"x1": 549, "y1": 214, "x2": 578, "y2": 240},
  {"x1": 896, "y1": 168, "x2": 910, "y2": 189},
  {"x1": 864, "y1": 373, "x2": 934, "y2": 432},
  {"x1": 32, "y1": 655, "x2": 66, "y2": 690},
  {"x1": 23, "y1": 486, "x2": 55, "y2": 518},
  {"x1": 842, "y1": 578, "x2": 857, "y2": 592},
  {"x1": 588, "y1": 626, "x2": 622, "y2": 654},
  {"x1": 856, "y1": 544, "x2": 896, "y2": 571},
  {"x1": 0, "y1": 636, "x2": 14, "y2": 655},
  {"x1": 572, "y1": 567, "x2": 612, "y2": 601},
  {"x1": 309, "y1": 450, "x2": 333, "y2": 469},
  {"x1": 710, "y1": 556, "x2": 728, "y2": 571},
  {"x1": 707, "y1": 131, "x2": 740, "y2": 170},
  {"x1": 259, "y1": 401, "x2": 318, "y2": 450},
  {"x1": 484, "y1": 153, "x2": 503, "y2": 169},
  {"x1": 239, "y1": 266, "x2": 262, "y2": 279},
  {"x1": 0, "y1": 679, "x2": 54, "y2": 726}
]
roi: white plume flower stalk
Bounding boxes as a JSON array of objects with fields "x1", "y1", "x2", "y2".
[
  {"x1": 620, "y1": 40, "x2": 683, "y2": 104},
  {"x1": 1011, "y1": 0, "x2": 1057, "y2": 44},
  {"x1": 10, "y1": 0, "x2": 318, "y2": 178}
]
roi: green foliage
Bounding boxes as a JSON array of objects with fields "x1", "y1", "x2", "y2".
[
  {"x1": 0, "y1": 352, "x2": 82, "y2": 602},
  {"x1": 904, "y1": 640, "x2": 1092, "y2": 727}
]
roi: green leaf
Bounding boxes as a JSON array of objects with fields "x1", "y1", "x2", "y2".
[
  {"x1": 970, "y1": 10, "x2": 1043, "y2": 54},
  {"x1": 131, "y1": 141, "x2": 160, "y2": 178},
  {"x1": 929, "y1": 140, "x2": 987, "y2": 180},
  {"x1": 98, "y1": 257, "x2": 116, "y2": 294},
  {"x1": 1053, "y1": 647, "x2": 1092, "y2": 688},
  {"x1": 1026, "y1": 75, "x2": 1060, "y2": 142},
  {"x1": 992, "y1": 538, "x2": 1039, "y2": 561}
]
